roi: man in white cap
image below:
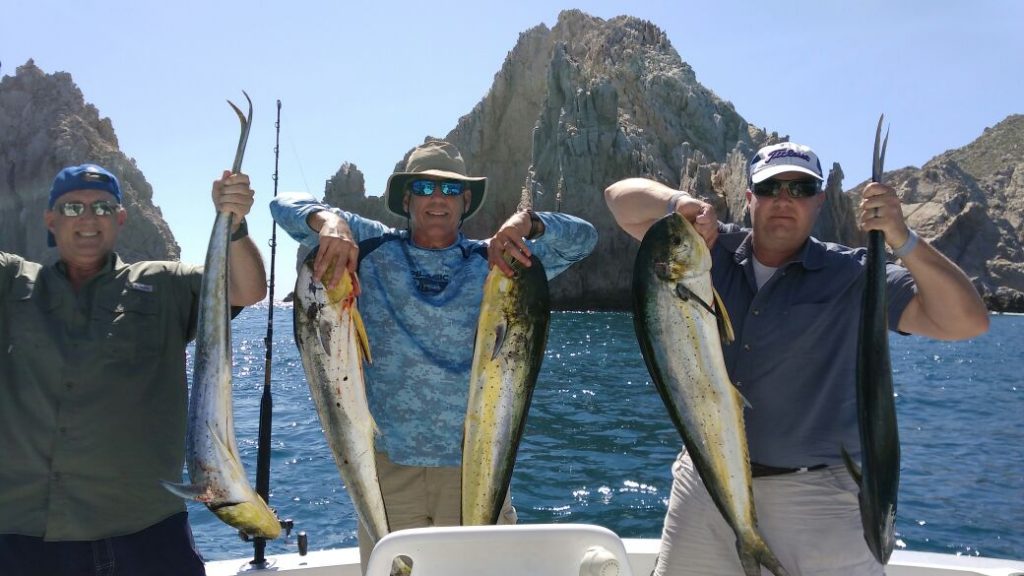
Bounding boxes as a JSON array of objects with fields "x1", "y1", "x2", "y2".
[
  {"x1": 0, "y1": 164, "x2": 267, "y2": 576},
  {"x1": 604, "y1": 141, "x2": 988, "y2": 574},
  {"x1": 271, "y1": 139, "x2": 597, "y2": 571}
]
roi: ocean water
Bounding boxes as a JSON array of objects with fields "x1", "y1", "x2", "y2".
[{"x1": 186, "y1": 308, "x2": 1024, "y2": 562}]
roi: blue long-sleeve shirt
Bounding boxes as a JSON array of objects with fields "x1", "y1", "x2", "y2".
[{"x1": 271, "y1": 192, "x2": 597, "y2": 466}]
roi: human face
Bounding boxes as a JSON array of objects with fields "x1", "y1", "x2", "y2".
[
  {"x1": 45, "y1": 189, "x2": 125, "y2": 270},
  {"x1": 747, "y1": 171, "x2": 825, "y2": 265},
  {"x1": 403, "y1": 177, "x2": 471, "y2": 248}
]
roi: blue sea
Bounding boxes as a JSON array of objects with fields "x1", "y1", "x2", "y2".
[{"x1": 186, "y1": 307, "x2": 1024, "y2": 562}]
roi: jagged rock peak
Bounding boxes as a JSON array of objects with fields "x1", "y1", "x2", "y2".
[{"x1": 0, "y1": 60, "x2": 179, "y2": 263}]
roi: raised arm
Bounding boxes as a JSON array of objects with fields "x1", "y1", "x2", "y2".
[
  {"x1": 212, "y1": 171, "x2": 267, "y2": 306},
  {"x1": 604, "y1": 177, "x2": 718, "y2": 246},
  {"x1": 860, "y1": 182, "x2": 989, "y2": 340}
]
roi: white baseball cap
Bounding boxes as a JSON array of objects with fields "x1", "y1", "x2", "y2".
[{"x1": 748, "y1": 142, "x2": 824, "y2": 184}]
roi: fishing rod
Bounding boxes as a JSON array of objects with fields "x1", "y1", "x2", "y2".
[{"x1": 251, "y1": 99, "x2": 286, "y2": 567}]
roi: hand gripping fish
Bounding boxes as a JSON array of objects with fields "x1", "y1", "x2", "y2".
[
  {"x1": 462, "y1": 254, "x2": 550, "y2": 526},
  {"x1": 843, "y1": 115, "x2": 900, "y2": 565},
  {"x1": 632, "y1": 214, "x2": 789, "y2": 576},
  {"x1": 292, "y1": 258, "x2": 394, "y2": 552},
  {"x1": 163, "y1": 93, "x2": 281, "y2": 538}
]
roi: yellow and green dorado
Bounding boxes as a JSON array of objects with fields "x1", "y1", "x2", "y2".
[
  {"x1": 462, "y1": 254, "x2": 550, "y2": 526},
  {"x1": 632, "y1": 213, "x2": 789, "y2": 576},
  {"x1": 293, "y1": 259, "x2": 393, "y2": 549}
]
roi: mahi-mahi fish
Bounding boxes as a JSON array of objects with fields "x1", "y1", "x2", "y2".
[
  {"x1": 162, "y1": 207, "x2": 281, "y2": 539},
  {"x1": 163, "y1": 93, "x2": 280, "y2": 538},
  {"x1": 632, "y1": 213, "x2": 789, "y2": 576},
  {"x1": 462, "y1": 254, "x2": 550, "y2": 526},
  {"x1": 843, "y1": 115, "x2": 899, "y2": 565},
  {"x1": 293, "y1": 257, "x2": 414, "y2": 576}
]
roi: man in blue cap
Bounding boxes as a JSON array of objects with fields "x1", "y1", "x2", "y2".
[{"x1": 0, "y1": 163, "x2": 268, "y2": 576}]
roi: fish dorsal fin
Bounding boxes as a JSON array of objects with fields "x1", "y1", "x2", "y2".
[
  {"x1": 713, "y1": 288, "x2": 735, "y2": 344},
  {"x1": 352, "y1": 306, "x2": 372, "y2": 365}
]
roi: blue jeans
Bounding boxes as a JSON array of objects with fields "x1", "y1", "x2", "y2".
[{"x1": 0, "y1": 512, "x2": 206, "y2": 576}]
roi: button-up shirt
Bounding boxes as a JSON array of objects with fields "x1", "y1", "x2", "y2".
[
  {"x1": 711, "y1": 225, "x2": 917, "y2": 467},
  {"x1": 0, "y1": 252, "x2": 202, "y2": 540}
]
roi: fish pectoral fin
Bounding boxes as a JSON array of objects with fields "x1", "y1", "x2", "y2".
[
  {"x1": 316, "y1": 316, "x2": 333, "y2": 356},
  {"x1": 161, "y1": 480, "x2": 209, "y2": 502},
  {"x1": 840, "y1": 445, "x2": 863, "y2": 485},
  {"x1": 208, "y1": 420, "x2": 240, "y2": 462},
  {"x1": 713, "y1": 288, "x2": 735, "y2": 344},
  {"x1": 734, "y1": 386, "x2": 752, "y2": 410},
  {"x1": 490, "y1": 323, "x2": 508, "y2": 361}
]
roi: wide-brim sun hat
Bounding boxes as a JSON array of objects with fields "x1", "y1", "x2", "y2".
[
  {"x1": 748, "y1": 142, "x2": 824, "y2": 185},
  {"x1": 385, "y1": 140, "x2": 487, "y2": 219}
]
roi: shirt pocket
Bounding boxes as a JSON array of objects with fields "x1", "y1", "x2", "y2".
[{"x1": 94, "y1": 290, "x2": 162, "y2": 362}]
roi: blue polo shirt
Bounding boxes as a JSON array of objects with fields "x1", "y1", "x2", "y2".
[{"x1": 711, "y1": 224, "x2": 917, "y2": 468}]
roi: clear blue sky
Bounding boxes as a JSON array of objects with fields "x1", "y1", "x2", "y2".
[{"x1": 4, "y1": 0, "x2": 1022, "y2": 295}]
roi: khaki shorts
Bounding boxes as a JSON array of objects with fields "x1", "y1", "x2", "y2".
[
  {"x1": 357, "y1": 451, "x2": 517, "y2": 573},
  {"x1": 653, "y1": 451, "x2": 884, "y2": 576}
]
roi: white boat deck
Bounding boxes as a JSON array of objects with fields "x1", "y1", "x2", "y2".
[{"x1": 206, "y1": 524, "x2": 1024, "y2": 576}]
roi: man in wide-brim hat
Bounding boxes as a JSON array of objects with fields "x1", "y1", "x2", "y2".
[{"x1": 271, "y1": 138, "x2": 597, "y2": 571}]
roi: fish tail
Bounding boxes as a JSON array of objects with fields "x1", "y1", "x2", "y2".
[{"x1": 738, "y1": 535, "x2": 791, "y2": 576}]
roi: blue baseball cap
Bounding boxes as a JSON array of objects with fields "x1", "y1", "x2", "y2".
[
  {"x1": 47, "y1": 164, "x2": 123, "y2": 247},
  {"x1": 49, "y1": 164, "x2": 123, "y2": 208}
]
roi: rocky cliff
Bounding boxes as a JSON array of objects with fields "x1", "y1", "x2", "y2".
[
  {"x1": 0, "y1": 60, "x2": 179, "y2": 263},
  {"x1": 324, "y1": 10, "x2": 1021, "y2": 311},
  {"x1": 848, "y1": 115, "x2": 1024, "y2": 311}
]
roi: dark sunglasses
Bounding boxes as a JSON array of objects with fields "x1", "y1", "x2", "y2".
[
  {"x1": 56, "y1": 200, "x2": 119, "y2": 217},
  {"x1": 410, "y1": 179, "x2": 466, "y2": 197},
  {"x1": 751, "y1": 179, "x2": 821, "y2": 199}
]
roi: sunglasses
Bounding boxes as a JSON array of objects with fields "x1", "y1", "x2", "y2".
[
  {"x1": 751, "y1": 179, "x2": 821, "y2": 199},
  {"x1": 409, "y1": 179, "x2": 466, "y2": 197},
  {"x1": 55, "y1": 200, "x2": 119, "y2": 217}
]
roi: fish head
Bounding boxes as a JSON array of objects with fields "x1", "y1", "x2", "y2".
[{"x1": 648, "y1": 214, "x2": 712, "y2": 283}]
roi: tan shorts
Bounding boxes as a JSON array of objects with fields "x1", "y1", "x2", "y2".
[
  {"x1": 653, "y1": 451, "x2": 884, "y2": 576},
  {"x1": 357, "y1": 451, "x2": 517, "y2": 572}
]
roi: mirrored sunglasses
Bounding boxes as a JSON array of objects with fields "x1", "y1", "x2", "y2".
[
  {"x1": 751, "y1": 179, "x2": 821, "y2": 199},
  {"x1": 410, "y1": 179, "x2": 466, "y2": 197},
  {"x1": 56, "y1": 200, "x2": 119, "y2": 217}
]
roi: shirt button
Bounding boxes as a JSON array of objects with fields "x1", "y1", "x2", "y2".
[
  {"x1": 743, "y1": 344, "x2": 751, "y2": 351},
  {"x1": 752, "y1": 309, "x2": 761, "y2": 316},
  {"x1": 60, "y1": 427, "x2": 68, "y2": 436},
  {"x1": 52, "y1": 471, "x2": 62, "y2": 482},
  {"x1": 65, "y1": 382, "x2": 73, "y2": 390}
]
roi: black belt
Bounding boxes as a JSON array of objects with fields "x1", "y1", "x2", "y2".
[{"x1": 750, "y1": 462, "x2": 828, "y2": 478}]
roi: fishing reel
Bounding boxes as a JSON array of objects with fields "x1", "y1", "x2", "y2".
[{"x1": 239, "y1": 517, "x2": 309, "y2": 560}]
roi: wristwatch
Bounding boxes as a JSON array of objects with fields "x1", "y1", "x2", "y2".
[
  {"x1": 230, "y1": 218, "x2": 249, "y2": 242},
  {"x1": 525, "y1": 209, "x2": 544, "y2": 240}
]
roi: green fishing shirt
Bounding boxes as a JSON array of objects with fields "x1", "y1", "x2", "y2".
[{"x1": 0, "y1": 251, "x2": 202, "y2": 540}]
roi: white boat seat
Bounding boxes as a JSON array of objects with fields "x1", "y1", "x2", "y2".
[{"x1": 364, "y1": 523, "x2": 635, "y2": 576}]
